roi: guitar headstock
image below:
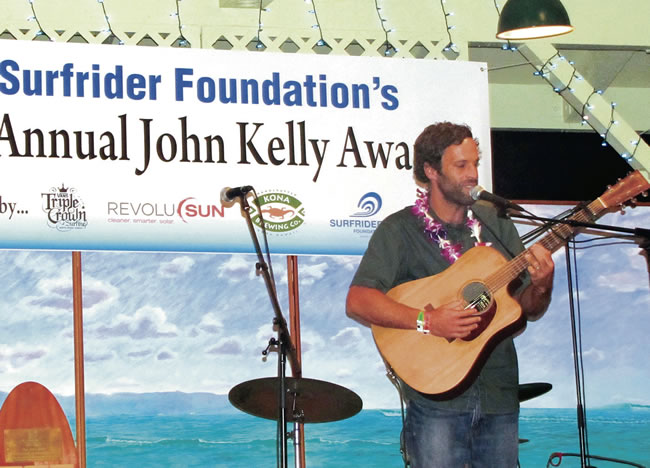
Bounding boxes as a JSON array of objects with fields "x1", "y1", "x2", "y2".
[{"x1": 598, "y1": 171, "x2": 650, "y2": 211}]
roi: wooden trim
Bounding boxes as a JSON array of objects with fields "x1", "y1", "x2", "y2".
[
  {"x1": 287, "y1": 255, "x2": 306, "y2": 468},
  {"x1": 72, "y1": 252, "x2": 86, "y2": 468}
]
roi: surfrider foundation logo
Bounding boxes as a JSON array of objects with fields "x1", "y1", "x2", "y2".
[
  {"x1": 329, "y1": 191, "x2": 382, "y2": 237},
  {"x1": 42, "y1": 184, "x2": 88, "y2": 231},
  {"x1": 250, "y1": 190, "x2": 305, "y2": 234},
  {"x1": 350, "y1": 192, "x2": 382, "y2": 218}
]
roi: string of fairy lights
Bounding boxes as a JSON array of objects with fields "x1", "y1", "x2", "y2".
[
  {"x1": 531, "y1": 50, "x2": 647, "y2": 161},
  {"x1": 633, "y1": 130, "x2": 649, "y2": 159},
  {"x1": 255, "y1": 0, "x2": 329, "y2": 50},
  {"x1": 23, "y1": 0, "x2": 462, "y2": 57},
  {"x1": 255, "y1": 0, "x2": 266, "y2": 49},
  {"x1": 26, "y1": 0, "x2": 51, "y2": 40},
  {"x1": 374, "y1": 0, "x2": 397, "y2": 56},
  {"x1": 97, "y1": 0, "x2": 123, "y2": 45},
  {"x1": 26, "y1": 0, "x2": 190, "y2": 46},
  {"x1": 307, "y1": 0, "x2": 328, "y2": 48},
  {"x1": 439, "y1": 0, "x2": 457, "y2": 53},
  {"x1": 172, "y1": 0, "x2": 190, "y2": 47}
]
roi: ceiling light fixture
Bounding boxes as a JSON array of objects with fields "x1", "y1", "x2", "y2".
[{"x1": 497, "y1": 0, "x2": 574, "y2": 40}]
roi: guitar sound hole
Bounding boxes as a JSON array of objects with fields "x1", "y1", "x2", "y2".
[{"x1": 462, "y1": 282, "x2": 492, "y2": 315}]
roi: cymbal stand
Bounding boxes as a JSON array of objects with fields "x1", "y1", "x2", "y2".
[
  {"x1": 237, "y1": 192, "x2": 301, "y2": 468},
  {"x1": 288, "y1": 393, "x2": 304, "y2": 468},
  {"x1": 277, "y1": 337, "x2": 289, "y2": 468}
]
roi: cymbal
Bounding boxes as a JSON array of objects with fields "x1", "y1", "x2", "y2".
[
  {"x1": 228, "y1": 377, "x2": 363, "y2": 424},
  {"x1": 518, "y1": 382, "x2": 552, "y2": 402}
]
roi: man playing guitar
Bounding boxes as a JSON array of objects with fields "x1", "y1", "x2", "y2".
[{"x1": 346, "y1": 122, "x2": 554, "y2": 467}]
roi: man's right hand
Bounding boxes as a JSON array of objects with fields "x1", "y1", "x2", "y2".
[{"x1": 424, "y1": 300, "x2": 481, "y2": 339}]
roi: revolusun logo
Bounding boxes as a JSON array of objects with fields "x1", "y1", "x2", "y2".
[{"x1": 250, "y1": 191, "x2": 305, "y2": 234}]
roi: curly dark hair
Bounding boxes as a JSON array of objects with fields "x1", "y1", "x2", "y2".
[{"x1": 413, "y1": 122, "x2": 478, "y2": 183}]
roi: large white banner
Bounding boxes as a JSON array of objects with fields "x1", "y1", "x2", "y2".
[{"x1": 0, "y1": 40, "x2": 491, "y2": 255}]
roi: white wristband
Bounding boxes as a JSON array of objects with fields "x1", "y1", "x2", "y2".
[{"x1": 416, "y1": 310, "x2": 429, "y2": 334}]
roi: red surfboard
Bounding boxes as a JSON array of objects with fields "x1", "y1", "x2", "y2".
[{"x1": 0, "y1": 381, "x2": 77, "y2": 467}]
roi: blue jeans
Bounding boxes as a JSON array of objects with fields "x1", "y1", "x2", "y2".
[{"x1": 402, "y1": 398, "x2": 519, "y2": 467}]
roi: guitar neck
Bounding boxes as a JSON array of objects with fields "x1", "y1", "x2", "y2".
[{"x1": 486, "y1": 197, "x2": 605, "y2": 292}]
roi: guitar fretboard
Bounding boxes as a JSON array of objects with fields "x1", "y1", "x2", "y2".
[{"x1": 484, "y1": 197, "x2": 604, "y2": 293}]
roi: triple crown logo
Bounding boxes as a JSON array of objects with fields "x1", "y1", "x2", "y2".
[
  {"x1": 41, "y1": 184, "x2": 88, "y2": 232},
  {"x1": 250, "y1": 191, "x2": 305, "y2": 234}
]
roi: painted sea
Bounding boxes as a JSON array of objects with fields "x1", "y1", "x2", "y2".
[{"x1": 66, "y1": 406, "x2": 649, "y2": 467}]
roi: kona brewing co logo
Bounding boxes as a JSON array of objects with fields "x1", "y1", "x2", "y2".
[
  {"x1": 41, "y1": 184, "x2": 88, "y2": 231},
  {"x1": 250, "y1": 191, "x2": 305, "y2": 234}
]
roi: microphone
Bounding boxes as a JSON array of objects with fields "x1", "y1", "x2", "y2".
[
  {"x1": 220, "y1": 185, "x2": 254, "y2": 203},
  {"x1": 470, "y1": 185, "x2": 524, "y2": 212}
]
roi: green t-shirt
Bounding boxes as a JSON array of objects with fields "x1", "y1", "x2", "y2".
[{"x1": 350, "y1": 201, "x2": 528, "y2": 413}]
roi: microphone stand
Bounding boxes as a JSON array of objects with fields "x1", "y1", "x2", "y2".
[
  {"x1": 236, "y1": 192, "x2": 301, "y2": 468},
  {"x1": 640, "y1": 237, "x2": 650, "y2": 288},
  {"x1": 509, "y1": 211, "x2": 650, "y2": 240},
  {"x1": 507, "y1": 209, "x2": 650, "y2": 468}
]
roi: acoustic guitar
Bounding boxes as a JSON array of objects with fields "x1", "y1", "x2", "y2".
[{"x1": 371, "y1": 171, "x2": 650, "y2": 398}]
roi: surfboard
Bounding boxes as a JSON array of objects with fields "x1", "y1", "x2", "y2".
[{"x1": 0, "y1": 381, "x2": 77, "y2": 467}]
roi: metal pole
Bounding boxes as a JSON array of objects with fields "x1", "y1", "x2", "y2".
[
  {"x1": 565, "y1": 245, "x2": 589, "y2": 467},
  {"x1": 236, "y1": 195, "x2": 298, "y2": 467},
  {"x1": 278, "y1": 341, "x2": 288, "y2": 468},
  {"x1": 287, "y1": 256, "x2": 306, "y2": 468}
]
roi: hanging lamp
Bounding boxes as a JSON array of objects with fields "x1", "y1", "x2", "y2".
[{"x1": 496, "y1": 0, "x2": 574, "y2": 40}]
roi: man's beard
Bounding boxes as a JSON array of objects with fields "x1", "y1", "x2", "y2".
[{"x1": 438, "y1": 173, "x2": 476, "y2": 207}]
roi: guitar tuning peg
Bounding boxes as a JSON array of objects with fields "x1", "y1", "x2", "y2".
[
  {"x1": 642, "y1": 191, "x2": 648, "y2": 197},
  {"x1": 628, "y1": 198, "x2": 637, "y2": 208},
  {"x1": 620, "y1": 206, "x2": 626, "y2": 215}
]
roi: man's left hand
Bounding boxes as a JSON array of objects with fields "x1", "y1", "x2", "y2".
[{"x1": 524, "y1": 244, "x2": 554, "y2": 294}]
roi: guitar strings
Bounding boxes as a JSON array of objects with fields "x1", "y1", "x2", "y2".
[{"x1": 483, "y1": 198, "x2": 599, "y2": 294}]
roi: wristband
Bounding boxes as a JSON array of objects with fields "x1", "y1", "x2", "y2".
[{"x1": 416, "y1": 310, "x2": 430, "y2": 334}]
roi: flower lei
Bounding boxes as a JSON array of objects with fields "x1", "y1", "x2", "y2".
[{"x1": 411, "y1": 188, "x2": 482, "y2": 264}]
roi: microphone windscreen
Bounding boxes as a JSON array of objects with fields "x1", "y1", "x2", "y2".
[{"x1": 470, "y1": 185, "x2": 484, "y2": 201}]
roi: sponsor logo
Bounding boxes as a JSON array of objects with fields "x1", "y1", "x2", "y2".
[
  {"x1": 107, "y1": 201, "x2": 176, "y2": 225},
  {"x1": 106, "y1": 198, "x2": 226, "y2": 225},
  {"x1": 250, "y1": 191, "x2": 305, "y2": 234},
  {"x1": 177, "y1": 197, "x2": 225, "y2": 224},
  {"x1": 0, "y1": 196, "x2": 28, "y2": 220},
  {"x1": 350, "y1": 192, "x2": 382, "y2": 218},
  {"x1": 42, "y1": 184, "x2": 88, "y2": 231},
  {"x1": 329, "y1": 191, "x2": 383, "y2": 236}
]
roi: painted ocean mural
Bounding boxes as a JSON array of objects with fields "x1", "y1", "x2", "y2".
[
  {"x1": 0, "y1": 389, "x2": 647, "y2": 467},
  {"x1": 0, "y1": 206, "x2": 648, "y2": 466}
]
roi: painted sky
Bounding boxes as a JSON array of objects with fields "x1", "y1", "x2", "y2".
[{"x1": 0, "y1": 205, "x2": 648, "y2": 410}]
